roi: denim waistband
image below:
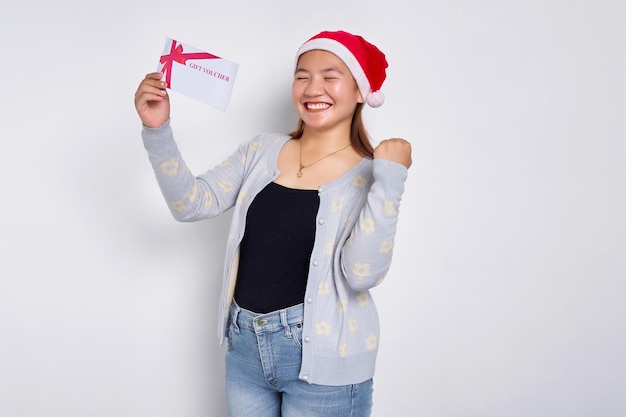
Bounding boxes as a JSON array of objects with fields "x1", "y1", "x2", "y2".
[{"x1": 230, "y1": 299, "x2": 304, "y2": 332}]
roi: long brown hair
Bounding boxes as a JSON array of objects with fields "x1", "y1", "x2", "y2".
[{"x1": 288, "y1": 103, "x2": 374, "y2": 159}]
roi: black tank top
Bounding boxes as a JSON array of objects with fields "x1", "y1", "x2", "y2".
[{"x1": 234, "y1": 182, "x2": 320, "y2": 313}]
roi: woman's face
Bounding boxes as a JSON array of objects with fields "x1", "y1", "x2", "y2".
[{"x1": 292, "y1": 50, "x2": 363, "y2": 134}]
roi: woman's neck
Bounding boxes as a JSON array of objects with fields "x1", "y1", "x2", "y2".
[{"x1": 300, "y1": 126, "x2": 351, "y2": 151}]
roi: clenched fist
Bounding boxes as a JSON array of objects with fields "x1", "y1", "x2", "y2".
[{"x1": 373, "y1": 138, "x2": 412, "y2": 169}]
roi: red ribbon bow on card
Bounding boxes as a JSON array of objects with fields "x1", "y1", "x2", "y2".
[{"x1": 159, "y1": 40, "x2": 219, "y2": 88}]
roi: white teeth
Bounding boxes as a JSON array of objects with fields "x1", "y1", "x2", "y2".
[{"x1": 306, "y1": 103, "x2": 331, "y2": 110}]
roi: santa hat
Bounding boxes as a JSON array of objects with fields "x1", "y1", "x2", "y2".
[{"x1": 296, "y1": 30, "x2": 388, "y2": 108}]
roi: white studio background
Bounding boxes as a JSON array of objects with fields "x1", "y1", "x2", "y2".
[{"x1": 1, "y1": 1, "x2": 624, "y2": 416}]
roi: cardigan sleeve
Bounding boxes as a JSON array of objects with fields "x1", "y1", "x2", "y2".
[
  {"x1": 141, "y1": 120, "x2": 248, "y2": 222},
  {"x1": 340, "y1": 158, "x2": 409, "y2": 290}
]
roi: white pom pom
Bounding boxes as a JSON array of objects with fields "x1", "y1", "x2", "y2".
[{"x1": 366, "y1": 90, "x2": 385, "y2": 107}]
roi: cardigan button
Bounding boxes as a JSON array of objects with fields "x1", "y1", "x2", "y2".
[
  {"x1": 304, "y1": 336, "x2": 311, "y2": 343},
  {"x1": 312, "y1": 259, "x2": 319, "y2": 266},
  {"x1": 307, "y1": 297, "x2": 313, "y2": 304},
  {"x1": 301, "y1": 373, "x2": 309, "y2": 381},
  {"x1": 318, "y1": 218, "x2": 324, "y2": 225}
]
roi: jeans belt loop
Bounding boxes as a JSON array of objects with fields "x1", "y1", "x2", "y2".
[
  {"x1": 231, "y1": 302, "x2": 241, "y2": 333},
  {"x1": 280, "y1": 309, "x2": 291, "y2": 337}
]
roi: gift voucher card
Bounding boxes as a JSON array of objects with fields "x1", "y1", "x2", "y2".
[{"x1": 157, "y1": 37, "x2": 239, "y2": 111}]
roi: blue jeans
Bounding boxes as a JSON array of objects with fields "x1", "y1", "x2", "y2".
[{"x1": 225, "y1": 300, "x2": 373, "y2": 417}]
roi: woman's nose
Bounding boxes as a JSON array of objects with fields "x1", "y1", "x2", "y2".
[{"x1": 304, "y1": 77, "x2": 323, "y2": 96}]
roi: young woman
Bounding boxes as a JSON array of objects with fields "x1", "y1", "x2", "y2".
[{"x1": 134, "y1": 30, "x2": 412, "y2": 417}]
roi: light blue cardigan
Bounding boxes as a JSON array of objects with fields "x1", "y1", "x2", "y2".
[{"x1": 142, "y1": 120, "x2": 408, "y2": 386}]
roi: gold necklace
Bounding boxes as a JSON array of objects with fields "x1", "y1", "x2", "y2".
[{"x1": 297, "y1": 142, "x2": 351, "y2": 178}]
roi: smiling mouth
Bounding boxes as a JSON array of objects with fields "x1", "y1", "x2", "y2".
[{"x1": 306, "y1": 102, "x2": 331, "y2": 110}]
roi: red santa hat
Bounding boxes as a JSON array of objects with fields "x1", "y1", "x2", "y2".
[{"x1": 296, "y1": 30, "x2": 388, "y2": 108}]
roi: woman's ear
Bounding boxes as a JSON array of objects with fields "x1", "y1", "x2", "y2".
[{"x1": 356, "y1": 88, "x2": 364, "y2": 104}]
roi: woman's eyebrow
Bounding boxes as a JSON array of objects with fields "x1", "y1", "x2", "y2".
[{"x1": 294, "y1": 67, "x2": 344, "y2": 74}]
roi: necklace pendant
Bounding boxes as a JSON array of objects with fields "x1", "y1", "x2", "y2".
[{"x1": 297, "y1": 164, "x2": 304, "y2": 178}]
